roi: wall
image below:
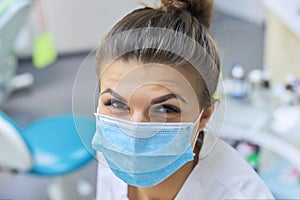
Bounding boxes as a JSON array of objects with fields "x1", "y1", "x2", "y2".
[
  {"x1": 214, "y1": 0, "x2": 265, "y2": 25},
  {"x1": 264, "y1": 11, "x2": 300, "y2": 84},
  {"x1": 263, "y1": 0, "x2": 300, "y2": 84},
  {"x1": 15, "y1": 0, "x2": 267, "y2": 57},
  {"x1": 15, "y1": 0, "x2": 149, "y2": 57}
]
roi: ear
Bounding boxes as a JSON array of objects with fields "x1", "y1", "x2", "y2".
[{"x1": 197, "y1": 106, "x2": 214, "y2": 132}]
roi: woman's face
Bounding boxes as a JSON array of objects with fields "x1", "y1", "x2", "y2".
[{"x1": 98, "y1": 60, "x2": 202, "y2": 124}]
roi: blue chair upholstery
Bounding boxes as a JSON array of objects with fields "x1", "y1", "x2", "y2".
[
  {"x1": 21, "y1": 115, "x2": 96, "y2": 176},
  {"x1": 0, "y1": 110, "x2": 96, "y2": 176},
  {"x1": 0, "y1": 112, "x2": 96, "y2": 199}
]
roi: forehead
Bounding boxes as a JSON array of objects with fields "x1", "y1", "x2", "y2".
[{"x1": 99, "y1": 61, "x2": 197, "y2": 99}]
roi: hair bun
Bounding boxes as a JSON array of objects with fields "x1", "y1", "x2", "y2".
[{"x1": 160, "y1": 0, "x2": 214, "y2": 29}]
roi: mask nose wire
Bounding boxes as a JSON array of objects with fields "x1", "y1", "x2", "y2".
[{"x1": 191, "y1": 108, "x2": 205, "y2": 149}]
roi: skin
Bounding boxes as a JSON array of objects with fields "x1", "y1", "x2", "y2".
[{"x1": 97, "y1": 60, "x2": 213, "y2": 200}]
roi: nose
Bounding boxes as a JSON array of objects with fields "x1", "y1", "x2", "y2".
[{"x1": 130, "y1": 111, "x2": 150, "y2": 122}]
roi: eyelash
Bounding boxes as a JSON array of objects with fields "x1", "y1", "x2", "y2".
[
  {"x1": 104, "y1": 99, "x2": 130, "y2": 110},
  {"x1": 103, "y1": 99, "x2": 180, "y2": 114},
  {"x1": 153, "y1": 104, "x2": 181, "y2": 114}
]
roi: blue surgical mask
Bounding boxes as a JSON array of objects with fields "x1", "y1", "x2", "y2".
[{"x1": 92, "y1": 112, "x2": 203, "y2": 188}]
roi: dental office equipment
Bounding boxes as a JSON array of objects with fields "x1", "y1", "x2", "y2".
[
  {"x1": 0, "y1": 0, "x2": 33, "y2": 104},
  {"x1": 0, "y1": 111, "x2": 96, "y2": 200}
]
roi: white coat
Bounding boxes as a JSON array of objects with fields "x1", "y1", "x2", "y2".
[{"x1": 96, "y1": 133, "x2": 275, "y2": 200}]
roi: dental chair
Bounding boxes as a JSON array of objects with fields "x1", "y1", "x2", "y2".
[
  {"x1": 0, "y1": 0, "x2": 34, "y2": 103},
  {"x1": 0, "y1": 111, "x2": 96, "y2": 200}
]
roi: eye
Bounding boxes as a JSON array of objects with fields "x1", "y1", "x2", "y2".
[
  {"x1": 104, "y1": 99, "x2": 130, "y2": 110},
  {"x1": 153, "y1": 104, "x2": 181, "y2": 114}
]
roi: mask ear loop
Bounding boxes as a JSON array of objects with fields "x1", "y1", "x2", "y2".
[{"x1": 191, "y1": 108, "x2": 205, "y2": 149}]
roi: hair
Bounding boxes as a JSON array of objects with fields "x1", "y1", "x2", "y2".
[{"x1": 96, "y1": 0, "x2": 220, "y2": 108}]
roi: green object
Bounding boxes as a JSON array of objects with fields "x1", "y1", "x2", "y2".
[
  {"x1": 33, "y1": 32, "x2": 57, "y2": 69},
  {"x1": 248, "y1": 152, "x2": 259, "y2": 167}
]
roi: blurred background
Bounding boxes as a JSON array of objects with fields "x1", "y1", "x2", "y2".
[{"x1": 0, "y1": 0, "x2": 300, "y2": 199}]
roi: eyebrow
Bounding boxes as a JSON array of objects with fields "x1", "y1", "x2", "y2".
[
  {"x1": 100, "y1": 88, "x2": 127, "y2": 102},
  {"x1": 151, "y1": 93, "x2": 187, "y2": 104},
  {"x1": 101, "y1": 88, "x2": 187, "y2": 104}
]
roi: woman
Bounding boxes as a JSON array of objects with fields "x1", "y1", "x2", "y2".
[{"x1": 92, "y1": 0, "x2": 275, "y2": 199}]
